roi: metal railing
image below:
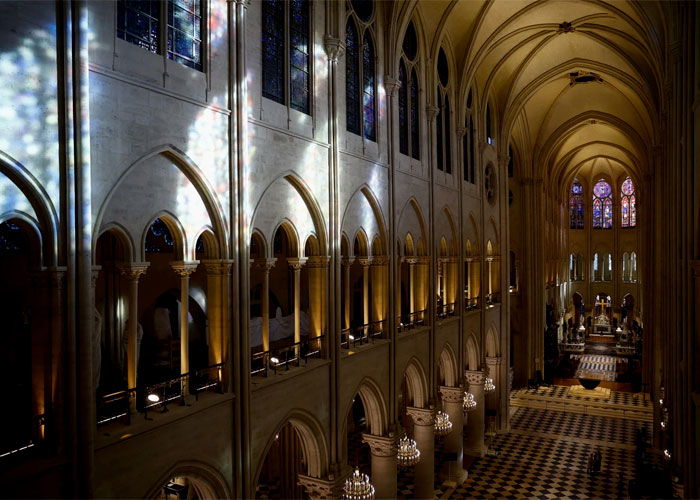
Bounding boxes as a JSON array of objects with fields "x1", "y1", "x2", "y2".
[
  {"x1": 464, "y1": 297, "x2": 480, "y2": 311},
  {"x1": 96, "y1": 363, "x2": 225, "y2": 426},
  {"x1": 437, "y1": 302, "x2": 456, "y2": 319},
  {"x1": 0, "y1": 414, "x2": 45, "y2": 460},
  {"x1": 397, "y1": 309, "x2": 427, "y2": 333},
  {"x1": 341, "y1": 320, "x2": 386, "y2": 349},
  {"x1": 250, "y1": 335, "x2": 325, "y2": 377},
  {"x1": 486, "y1": 292, "x2": 501, "y2": 305}
]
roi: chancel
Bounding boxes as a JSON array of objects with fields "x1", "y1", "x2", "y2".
[{"x1": 0, "y1": 1, "x2": 697, "y2": 499}]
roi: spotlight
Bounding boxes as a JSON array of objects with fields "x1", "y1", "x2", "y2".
[
  {"x1": 147, "y1": 393, "x2": 160, "y2": 403},
  {"x1": 270, "y1": 357, "x2": 279, "y2": 365}
]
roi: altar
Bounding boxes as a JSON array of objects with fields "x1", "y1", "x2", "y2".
[{"x1": 593, "y1": 313, "x2": 612, "y2": 335}]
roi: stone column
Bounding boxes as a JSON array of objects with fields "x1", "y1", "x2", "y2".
[
  {"x1": 342, "y1": 257, "x2": 354, "y2": 330},
  {"x1": 361, "y1": 433, "x2": 399, "y2": 500},
  {"x1": 440, "y1": 386, "x2": 467, "y2": 483},
  {"x1": 298, "y1": 469, "x2": 352, "y2": 500},
  {"x1": 288, "y1": 258, "x2": 307, "y2": 357},
  {"x1": 118, "y1": 263, "x2": 149, "y2": 410},
  {"x1": 406, "y1": 407, "x2": 435, "y2": 499},
  {"x1": 307, "y1": 257, "x2": 328, "y2": 340},
  {"x1": 417, "y1": 257, "x2": 430, "y2": 321},
  {"x1": 171, "y1": 261, "x2": 199, "y2": 397},
  {"x1": 370, "y1": 256, "x2": 387, "y2": 329},
  {"x1": 202, "y1": 260, "x2": 234, "y2": 368},
  {"x1": 440, "y1": 258, "x2": 448, "y2": 312},
  {"x1": 486, "y1": 356, "x2": 506, "y2": 431},
  {"x1": 464, "y1": 370, "x2": 485, "y2": 456},
  {"x1": 359, "y1": 257, "x2": 371, "y2": 327},
  {"x1": 254, "y1": 258, "x2": 277, "y2": 352}
]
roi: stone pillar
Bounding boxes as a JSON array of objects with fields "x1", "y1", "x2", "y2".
[
  {"x1": 254, "y1": 258, "x2": 276, "y2": 352},
  {"x1": 359, "y1": 258, "x2": 371, "y2": 327},
  {"x1": 486, "y1": 356, "x2": 506, "y2": 431},
  {"x1": 361, "y1": 433, "x2": 399, "y2": 500},
  {"x1": 440, "y1": 386, "x2": 467, "y2": 483},
  {"x1": 407, "y1": 257, "x2": 417, "y2": 315},
  {"x1": 370, "y1": 256, "x2": 387, "y2": 328},
  {"x1": 342, "y1": 257, "x2": 354, "y2": 330},
  {"x1": 202, "y1": 260, "x2": 234, "y2": 368},
  {"x1": 406, "y1": 407, "x2": 435, "y2": 499},
  {"x1": 288, "y1": 258, "x2": 307, "y2": 356},
  {"x1": 171, "y1": 261, "x2": 199, "y2": 397},
  {"x1": 417, "y1": 257, "x2": 430, "y2": 321},
  {"x1": 90, "y1": 266, "x2": 102, "y2": 392},
  {"x1": 464, "y1": 370, "x2": 485, "y2": 456},
  {"x1": 307, "y1": 256, "x2": 328, "y2": 339},
  {"x1": 440, "y1": 258, "x2": 448, "y2": 311},
  {"x1": 118, "y1": 263, "x2": 149, "y2": 411}
]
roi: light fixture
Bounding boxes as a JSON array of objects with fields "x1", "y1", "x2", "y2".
[
  {"x1": 270, "y1": 357, "x2": 279, "y2": 365},
  {"x1": 664, "y1": 449, "x2": 672, "y2": 461},
  {"x1": 484, "y1": 377, "x2": 496, "y2": 393},
  {"x1": 147, "y1": 393, "x2": 160, "y2": 403},
  {"x1": 616, "y1": 326, "x2": 623, "y2": 333},
  {"x1": 343, "y1": 467, "x2": 375, "y2": 500},
  {"x1": 578, "y1": 324, "x2": 585, "y2": 332},
  {"x1": 434, "y1": 410, "x2": 452, "y2": 436},
  {"x1": 397, "y1": 434, "x2": 420, "y2": 468},
  {"x1": 661, "y1": 408, "x2": 669, "y2": 430},
  {"x1": 349, "y1": 334, "x2": 355, "y2": 341},
  {"x1": 463, "y1": 392, "x2": 477, "y2": 413}
]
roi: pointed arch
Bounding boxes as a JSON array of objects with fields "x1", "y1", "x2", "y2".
[
  {"x1": 352, "y1": 228, "x2": 369, "y2": 257},
  {"x1": 485, "y1": 324, "x2": 499, "y2": 357},
  {"x1": 271, "y1": 219, "x2": 300, "y2": 259},
  {"x1": 397, "y1": 197, "x2": 428, "y2": 251},
  {"x1": 145, "y1": 460, "x2": 231, "y2": 500},
  {"x1": 465, "y1": 333, "x2": 479, "y2": 371},
  {"x1": 141, "y1": 211, "x2": 187, "y2": 261},
  {"x1": 250, "y1": 229, "x2": 267, "y2": 260},
  {"x1": 402, "y1": 357, "x2": 428, "y2": 409},
  {"x1": 98, "y1": 222, "x2": 135, "y2": 264},
  {"x1": 438, "y1": 342, "x2": 459, "y2": 387},
  {"x1": 194, "y1": 226, "x2": 220, "y2": 259},
  {"x1": 344, "y1": 377, "x2": 389, "y2": 437}
]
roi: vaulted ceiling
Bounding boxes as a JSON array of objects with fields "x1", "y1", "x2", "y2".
[{"x1": 389, "y1": 0, "x2": 669, "y2": 196}]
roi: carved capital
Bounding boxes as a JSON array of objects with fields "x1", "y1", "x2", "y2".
[
  {"x1": 440, "y1": 385, "x2": 465, "y2": 404},
  {"x1": 118, "y1": 263, "x2": 149, "y2": 281},
  {"x1": 307, "y1": 256, "x2": 330, "y2": 269},
  {"x1": 91, "y1": 266, "x2": 102, "y2": 289},
  {"x1": 362, "y1": 433, "x2": 398, "y2": 457},
  {"x1": 486, "y1": 356, "x2": 502, "y2": 367},
  {"x1": 498, "y1": 153, "x2": 510, "y2": 168},
  {"x1": 341, "y1": 257, "x2": 355, "y2": 267},
  {"x1": 425, "y1": 105, "x2": 439, "y2": 122},
  {"x1": 358, "y1": 257, "x2": 372, "y2": 268},
  {"x1": 456, "y1": 126, "x2": 467, "y2": 138},
  {"x1": 323, "y1": 36, "x2": 345, "y2": 62},
  {"x1": 202, "y1": 259, "x2": 234, "y2": 275},
  {"x1": 406, "y1": 406, "x2": 435, "y2": 426},
  {"x1": 465, "y1": 369, "x2": 485, "y2": 386},
  {"x1": 170, "y1": 260, "x2": 200, "y2": 277},
  {"x1": 384, "y1": 76, "x2": 401, "y2": 97},
  {"x1": 404, "y1": 257, "x2": 419, "y2": 265},
  {"x1": 298, "y1": 471, "x2": 350, "y2": 500},
  {"x1": 371, "y1": 255, "x2": 388, "y2": 266},
  {"x1": 254, "y1": 258, "x2": 277, "y2": 272},
  {"x1": 287, "y1": 257, "x2": 308, "y2": 271}
]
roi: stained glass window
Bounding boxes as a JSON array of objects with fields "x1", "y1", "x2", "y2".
[
  {"x1": 569, "y1": 179, "x2": 584, "y2": 229},
  {"x1": 444, "y1": 95, "x2": 452, "y2": 175},
  {"x1": 345, "y1": 19, "x2": 361, "y2": 134},
  {"x1": 621, "y1": 176, "x2": 636, "y2": 228},
  {"x1": 0, "y1": 221, "x2": 26, "y2": 252},
  {"x1": 362, "y1": 32, "x2": 376, "y2": 141},
  {"x1": 593, "y1": 179, "x2": 612, "y2": 229},
  {"x1": 117, "y1": 0, "x2": 161, "y2": 54},
  {"x1": 469, "y1": 116, "x2": 475, "y2": 183},
  {"x1": 402, "y1": 22, "x2": 417, "y2": 61},
  {"x1": 262, "y1": 0, "x2": 285, "y2": 104},
  {"x1": 351, "y1": 0, "x2": 373, "y2": 22},
  {"x1": 463, "y1": 114, "x2": 469, "y2": 182},
  {"x1": 410, "y1": 69, "x2": 420, "y2": 160},
  {"x1": 486, "y1": 104, "x2": 493, "y2": 145},
  {"x1": 167, "y1": 0, "x2": 202, "y2": 70},
  {"x1": 399, "y1": 61, "x2": 408, "y2": 155},
  {"x1": 145, "y1": 218, "x2": 174, "y2": 253},
  {"x1": 436, "y1": 90, "x2": 443, "y2": 171},
  {"x1": 289, "y1": 0, "x2": 310, "y2": 114}
]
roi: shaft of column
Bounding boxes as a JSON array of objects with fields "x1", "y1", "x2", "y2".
[
  {"x1": 203, "y1": 262, "x2": 223, "y2": 366},
  {"x1": 118, "y1": 263, "x2": 148, "y2": 412},
  {"x1": 262, "y1": 267, "x2": 270, "y2": 352},
  {"x1": 294, "y1": 266, "x2": 301, "y2": 345},
  {"x1": 180, "y1": 274, "x2": 190, "y2": 376},
  {"x1": 409, "y1": 262, "x2": 415, "y2": 314},
  {"x1": 440, "y1": 386, "x2": 467, "y2": 483},
  {"x1": 343, "y1": 260, "x2": 351, "y2": 329},
  {"x1": 362, "y1": 434, "x2": 398, "y2": 500},
  {"x1": 464, "y1": 371, "x2": 485, "y2": 457},
  {"x1": 363, "y1": 262, "x2": 369, "y2": 326},
  {"x1": 406, "y1": 407, "x2": 435, "y2": 500},
  {"x1": 441, "y1": 260, "x2": 447, "y2": 310}
]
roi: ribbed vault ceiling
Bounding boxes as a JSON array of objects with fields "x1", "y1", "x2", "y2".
[{"x1": 390, "y1": 0, "x2": 668, "y2": 194}]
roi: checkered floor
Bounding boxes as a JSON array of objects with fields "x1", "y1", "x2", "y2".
[
  {"x1": 511, "y1": 385, "x2": 651, "y2": 408},
  {"x1": 575, "y1": 354, "x2": 618, "y2": 381}
]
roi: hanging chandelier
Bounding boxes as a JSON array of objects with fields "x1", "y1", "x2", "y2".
[
  {"x1": 434, "y1": 410, "x2": 453, "y2": 436},
  {"x1": 397, "y1": 433, "x2": 420, "y2": 468},
  {"x1": 484, "y1": 377, "x2": 496, "y2": 393},
  {"x1": 463, "y1": 392, "x2": 477, "y2": 412},
  {"x1": 343, "y1": 467, "x2": 375, "y2": 500}
]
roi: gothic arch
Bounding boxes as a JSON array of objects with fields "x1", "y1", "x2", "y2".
[
  {"x1": 140, "y1": 211, "x2": 187, "y2": 261},
  {"x1": 485, "y1": 324, "x2": 499, "y2": 358},
  {"x1": 465, "y1": 333, "x2": 479, "y2": 370},
  {"x1": 146, "y1": 460, "x2": 231, "y2": 499},
  {"x1": 402, "y1": 357, "x2": 428, "y2": 408},
  {"x1": 270, "y1": 219, "x2": 300, "y2": 259},
  {"x1": 344, "y1": 377, "x2": 389, "y2": 437},
  {"x1": 438, "y1": 342, "x2": 459, "y2": 387},
  {"x1": 97, "y1": 222, "x2": 135, "y2": 264},
  {"x1": 397, "y1": 197, "x2": 428, "y2": 252},
  {"x1": 194, "y1": 226, "x2": 220, "y2": 259},
  {"x1": 0, "y1": 211, "x2": 43, "y2": 267},
  {"x1": 94, "y1": 145, "x2": 228, "y2": 260}
]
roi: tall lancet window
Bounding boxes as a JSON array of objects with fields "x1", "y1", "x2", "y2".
[
  {"x1": 346, "y1": 0, "x2": 376, "y2": 141},
  {"x1": 436, "y1": 47, "x2": 452, "y2": 174},
  {"x1": 463, "y1": 89, "x2": 475, "y2": 183},
  {"x1": 593, "y1": 179, "x2": 612, "y2": 229},
  {"x1": 569, "y1": 179, "x2": 584, "y2": 229},
  {"x1": 398, "y1": 21, "x2": 420, "y2": 159},
  {"x1": 621, "y1": 176, "x2": 636, "y2": 228}
]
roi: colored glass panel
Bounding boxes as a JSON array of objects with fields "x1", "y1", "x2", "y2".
[
  {"x1": 593, "y1": 199, "x2": 602, "y2": 228},
  {"x1": 622, "y1": 197, "x2": 629, "y2": 227},
  {"x1": 444, "y1": 94, "x2": 451, "y2": 174},
  {"x1": 410, "y1": 69, "x2": 420, "y2": 160},
  {"x1": 362, "y1": 31, "x2": 376, "y2": 141},
  {"x1": 167, "y1": 0, "x2": 202, "y2": 70},
  {"x1": 622, "y1": 176, "x2": 634, "y2": 195},
  {"x1": 289, "y1": 0, "x2": 310, "y2": 114},
  {"x1": 593, "y1": 180, "x2": 611, "y2": 198},
  {"x1": 117, "y1": 0, "x2": 161, "y2": 54},
  {"x1": 603, "y1": 198, "x2": 612, "y2": 228},
  {"x1": 630, "y1": 195, "x2": 636, "y2": 226},
  {"x1": 345, "y1": 20, "x2": 360, "y2": 134},
  {"x1": 398, "y1": 61, "x2": 408, "y2": 155},
  {"x1": 262, "y1": 0, "x2": 285, "y2": 104}
]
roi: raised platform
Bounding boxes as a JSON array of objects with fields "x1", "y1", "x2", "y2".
[
  {"x1": 567, "y1": 384, "x2": 611, "y2": 399},
  {"x1": 511, "y1": 385, "x2": 652, "y2": 422}
]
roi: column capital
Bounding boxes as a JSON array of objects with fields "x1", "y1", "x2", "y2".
[
  {"x1": 323, "y1": 35, "x2": 345, "y2": 62},
  {"x1": 254, "y1": 257, "x2": 277, "y2": 271},
  {"x1": 91, "y1": 265, "x2": 102, "y2": 288},
  {"x1": 341, "y1": 256, "x2": 355, "y2": 267},
  {"x1": 485, "y1": 356, "x2": 502, "y2": 367},
  {"x1": 118, "y1": 262, "x2": 150, "y2": 280},
  {"x1": 439, "y1": 385, "x2": 465, "y2": 404},
  {"x1": 384, "y1": 76, "x2": 401, "y2": 97},
  {"x1": 361, "y1": 433, "x2": 398, "y2": 457},
  {"x1": 406, "y1": 406, "x2": 435, "y2": 426},
  {"x1": 201, "y1": 259, "x2": 234, "y2": 275},
  {"x1": 287, "y1": 257, "x2": 308, "y2": 270},
  {"x1": 456, "y1": 126, "x2": 467, "y2": 138},
  {"x1": 358, "y1": 257, "x2": 372, "y2": 268},
  {"x1": 307, "y1": 256, "x2": 330, "y2": 268},
  {"x1": 370, "y1": 255, "x2": 388, "y2": 266},
  {"x1": 465, "y1": 369, "x2": 485, "y2": 385},
  {"x1": 425, "y1": 105, "x2": 439, "y2": 122},
  {"x1": 298, "y1": 470, "x2": 351, "y2": 500},
  {"x1": 498, "y1": 153, "x2": 510, "y2": 168},
  {"x1": 170, "y1": 260, "x2": 200, "y2": 277},
  {"x1": 404, "y1": 257, "x2": 419, "y2": 265}
]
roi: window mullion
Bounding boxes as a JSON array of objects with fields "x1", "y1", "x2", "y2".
[
  {"x1": 161, "y1": 0, "x2": 167, "y2": 61},
  {"x1": 285, "y1": 2, "x2": 290, "y2": 109}
]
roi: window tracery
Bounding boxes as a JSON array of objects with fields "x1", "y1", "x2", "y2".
[
  {"x1": 569, "y1": 179, "x2": 584, "y2": 229},
  {"x1": 399, "y1": 21, "x2": 420, "y2": 159},
  {"x1": 346, "y1": 0, "x2": 376, "y2": 141},
  {"x1": 621, "y1": 176, "x2": 636, "y2": 228},
  {"x1": 436, "y1": 47, "x2": 451, "y2": 174},
  {"x1": 593, "y1": 179, "x2": 612, "y2": 229}
]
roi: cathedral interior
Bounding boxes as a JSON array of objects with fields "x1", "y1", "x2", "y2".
[{"x1": 0, "y1": 0, "x2": 698, "y2": 498}]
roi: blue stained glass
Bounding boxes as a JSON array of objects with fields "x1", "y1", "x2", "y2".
[
  {"x1": 603, "y1": 199, "x2": 612, "y2": 228},
  {"x1": 399, "y1": 61, "x2": 408, "y2": 155},
  {"x1": 570, "y1": 179, "x2": 584, "y2": 228},
  {"x1": 346, "y1": 20, "x2": 360, "y2": 135},
  {"x1": 362, "y1": 32, "x2": 376, "y2": 141},
  {"x1": 410, "y1": 70, "x2": 420, "y2": 160},
  {"x1": 167, "y1": 0, "x2": 202, "y2": 70},
  {"x1": 593, "y1": 198, "x2": 602, "y2": 228},
  {"x1": 0, "y1": 221, "x2": 26, "y2": 252},
  {"x1": 444, "y1": 94, "x2": 452, "y2": 174},
  {"x1": 262, "y1": 0, "x2": 285, "y2": 103},
  {"x1": 593, "y1": 180, "x2": 611, "y2": 198},
  {"x1": 118, "y1": 0, "x2": 160, "y2": 54},
  {"x1": 290, "y1": 0, "x2": 310, "y2": 114}
]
